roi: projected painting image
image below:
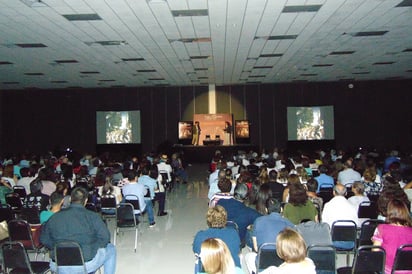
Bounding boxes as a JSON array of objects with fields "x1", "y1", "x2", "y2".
[
  {"x1": 296, "y1": 107, "x2": 324, "y2": 140},
  {"x1": 106, "y1": 112, "x2": 132, "y2": 144}
]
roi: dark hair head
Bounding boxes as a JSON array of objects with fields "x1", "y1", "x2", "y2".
[
  {"x1": 255, "y1": 183, "x2": 273, "y2": 215},
  {"x1": 127, "y1": 170, "x2": 138, "y2": 181},
  {"x1": 288, "y1": 183, "x2": 308, "y2": 206},
  {"x1": 56, "y1": 182, "x2": 69, "y2": 194},
  {"x1": 29, "y1": 178, "x2": 43, "y2": 194},
  {"x1": 268, "y1": 170, "x2": 278, "y2": 181},
  {"x1": 266, "y1": 197, "x2": 281, "y2": 213},
  {"x1": 218, "y1": 178, "x2": 232, "y2": 193},
  {"x1": 141, "y1": 165, "x2": 150, "y2": 176},
  {"x1": 306, "y1": 178, "x2": 318, "y2": 193},
  {"x1": 50, "y1": 191, "x2": 64, "y2": 206},
  {"x1": 318, "y1": 165, "x2": 328, "y2": 174},
  {"x1": 70, "y1": 187, "x2": 88, "y2": 205},
  {"x1": 149, "y1": 164, "x2": 159, "y2": 179},
  {"x1": 20, "y1": 167, "x2": 30, "y2": 177}
]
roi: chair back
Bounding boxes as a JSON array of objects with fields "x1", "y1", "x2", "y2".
[
  {"x1": 358, "y1": 219, "x2": 384, "y2": 246},
  {"x1": 5, "y1": 193, "x2": 23, "y2": 210},
  {"x1": 331, "y1": 220, "x2": 357, "y2": 250},
  {"x1": 0, "y1": 204, "x2": 14, "y2": 223},
  {"x1": 85, "y1": 202, "x2": 98, "y2": 212},
  {"x1": 307, "y1": 244, "x2": 336, "y2": 274},
  {"x1": 318, "y1": 186, "x2": 334, "y2": 203},
  {"x1": 8, "y1": 219, "x2": 33, "y2": 245},
  {"x1": 101, "y1": 196, "x2": 117, "y2": 209},
  {"x1": 124, "y1": 194, "x2": 141, "y2": 211},
  {"x1": 13, "y1": 185, "x2": 27, "y2": 199},
  {"x1": 256, "y1": 243, "x2": 284, "y2": 273},
  {"x1": 20, "y1": 206, "x2": 41, "y2": 224},
  {"x1": 54, "y1": 241, "x2": 87, "y2": 273},
  {"x1": 352, "y1": 245, "x2": 385, "y2": 273},
  {"x1": 392, "y1": 244, "x2": 412, "y2": 273},
  {"x1": 1, "y1": 241, "x2": 33, "y2": 272},
  {"x1": 117, "y1": 203, "x2": 137, "y2": 227},
  {"x1": 358, "y1": 201, "x2": 378, "y2": 219},
  {"x1": 226, "y1": 220, "x2": 239, "y2": 232},
  {"x1": 345, "y1": 184, "x2": 354, "y2": 198}
]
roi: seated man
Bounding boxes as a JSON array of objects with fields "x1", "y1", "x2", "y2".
[
  {"x1": 40, "y1": 191, "x2": 64, "y2": 224},
  {"x1": 40, "y1": 187, "x2": 116, "y2": 274},
  {"x1": 244, "y1": 198, "x2": 294, "y2": 274},
  {"x1": 193, "y1": 205, "x2": 241, "y2": 267}
]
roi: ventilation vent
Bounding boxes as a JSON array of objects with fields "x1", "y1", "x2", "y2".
[
  {"x1": 24, "y1": 72, "x2": 44, "y2": 75},
  {"x1": 50, "y1": 80, "x2": 68, "y2": 83},
  {"x1": 396, "y1": 0, "x2": 412, "y2": 7},
  {"x1": 282, "y1": 5, "x2": 322, "y2": 13},
  {"x1": 99, "y1": 79, "x2": 116, "y2": 82},
  {"x1": 253, "y1": 66, "x2": 273, "y2": 69},
  {"x1": 403, "y1": 48, "x2": 412, "y2": 52},
  {"x1": 194, "y1": 68, "x2": 208, "y2": 71},
  {"x1": 373, "y1": 61, "x2": 395, "y2": 65},
  {"x1": 190, "y1": 56, "x2": 209, "y2": 60},
  {"x1": 300, "y1": 73, "x2": 317, "y2": 76},
  {"x1": 256, "y1": 35, "x2": 298, "y2": 40},
  {"x1": 55, "y1": 60, "x2": 78, "y2": 64},
  {"x1": 63, "y1": 14, "x2": 102, "y2": 21},
  {"x1": 0, "y1": 61, "x2": 13, "y2": 65},
  {"x1": 352, "y1": 72, "x2": 370, "y2": 74},
  {"x1": 313, "y1": 64, "x2": 333, "y2": 67},
  {"x1": 171, "y1": 9, "x2": 208, "y2": 17},
  {"x1": 352, "y1": 31, "x2": 388, "y2": 37},
  {"x1": 2, "y1": 81, "x2": 19, "y2": 84},
  {"x1": 259, "y1": 53, "x2": 283, "y2": 57},
  {"x1": 16, "y1": 43, "x2": 47, "y2": 48},
  {"x1": 85, "y1": 41, "x2": 127, "y2": 46},
  {"x1": 330, "y1": 51, "x2": 355, "y2": 55},
  {"x1": 80, "y1": 71, "x2": 100, "y2": 74},
  {"x1": 137, "y1": 69, "x2": 156, "y2": 72},
  {"x1": 170, "y1": 38, "x2": 211, "y2": 43},
  {"x1": 121, "y1": 58, "x2": 145, "y2": 61}
]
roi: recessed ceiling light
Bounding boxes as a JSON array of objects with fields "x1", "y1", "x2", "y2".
[
  {"x1": 63, "y1": 14, "x2": 102, "y2": 21},
  {"x1": 16, "y1": 43, "x2": 47, "y2": 48},
  {"x1": 171, "y1": 9, "x2": 208, "y2": 17},
  {"x1": 330, "y1": 51, "x2": 355, "y2": 55},
  {"x1": 352, "y1": 31, "x2": 388, "y2": 37},
  {"x1": 282, "y1": 5, "x2": 322, "y2": 13}
]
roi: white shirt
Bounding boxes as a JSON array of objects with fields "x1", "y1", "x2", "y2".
[
  {"x1": 322, "y1": 196, "x2": 359, "y2": 228},
  {"x1": 337, "y1": 168, "x2": 361, "y2": 186},
  {"x1": 157, "y1": 162, "x2": 173, "y2": 182}
]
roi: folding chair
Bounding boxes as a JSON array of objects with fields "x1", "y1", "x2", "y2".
[
  {"x1": 7, "y1": 219, "x2": 45, "y2": 260},
  {"x1": 358, "y1": 201, "x2": 378, "y2": 219},
  {"x1": 255, "y1": 243, "x2": 283, "y2": 274},
  {"x1": 307, "y1": 244, "x2": 336, "y2": 274},
  {"x1": 13, "y1": 185, "x2": 27, "y2": 199},
  {"x1": 337, "y1": 245, "x2": 385, "y2": 274},
  {"x1": 1, "y1": 241, "x2": 50, "y2": 274},
  {"x1": 318, "y1": 185, "x2": 334, "y2": 204},
  {"x1": 100, "y1": 196, "x2": 117, "y2": 221},
  {"x1": 20, "y1": 206, "x2": 41, "y2": 224},
  {"x1": 358, "y1": 219, "x2": 384, "y2": 246},
  {"x1": 0, "y1": 204, "x2": 14, "y2": 223},
  {"x1": 54, "y1": 241, "x2": 87, "y2": 274},
  {"x1": 331, "y1": 220, "x2": 357, "y2": 266},
  {"x1": 391, "y1": 244, "x2": 412, "y2": 274},
  {"x1": 115, "y1": 203, "x2": 139, "y2": 252},
  {"x1": 5, "y1": 193, "x2": 23, "y2": 215}
]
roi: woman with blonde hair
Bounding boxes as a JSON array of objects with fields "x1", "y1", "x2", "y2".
[
  {"x1": 260, "y1": 228, "x2": 316, "y2": 274},
  {"x1": 198, "y1": 238, "x2": 243, "y2": 274}
]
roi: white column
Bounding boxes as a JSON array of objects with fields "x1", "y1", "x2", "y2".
[{"x1": 208, "y1": 84, "x2": 216, "y2": 114}]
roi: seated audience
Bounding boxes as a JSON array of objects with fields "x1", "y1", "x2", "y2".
[
  {"x1": 171, "y1": 153, "x2": 188, "y2": 184},
  {"x1": 372, "y1": 199, "x2": 412, "y2": 273},
  {"x1": 259, "y1": 228, "x2": 316, "y2": 274},
  {"x1": 244, "y1": 198, "x2": 294, "y2": 274},
  {"x1": 362, "y1": 167, "x2": 382, "y2": 197},
  {"x1": 315, "y1": 164, "x2": 334, "y2": 192},
  {"x1": 193, "y1": 206, "x2": 241, "y2": 267},
  {"x1": 337, "y1": 156, "x2": 361, "y2": 187},
  {"x1": 348, "y1": 181, "x2": 370, "y2": 210},
  {"x1": 209, "y1": 178, "x2": 233, "y2": 208},
  {"x1": 283, "y1": 183, "x2": 318, "y2": 225},
  {"x1": 197, "y1": 238, "x2": 243, "y2": 274},
  {"x1": 55, "y1": 182, "x2": 71, "y2": 209},
  {"x1": 306, "y1": 178, "x2": 323, "y2": 213},
  {"x1": 40, "y1": 192, "x2": 64, "y2": 224},
  {"x1": 40, "y1": 187, "x2": 116, "y2": 274},
  {"x1": 267, "y1": 170, "x2": 285, "y2": 203},
  {"x1": 0, "y1": 177, "x2": 12, "y2": 205},
  {"x1": 24, "y1": 178, "x2": 50, "y2": 212},
  {"x1": 148, "y1": 164, "x2": 167, "y2": 216},
  {"x1": 377, "y1": 176, "x2": 411, "y2": 220}
]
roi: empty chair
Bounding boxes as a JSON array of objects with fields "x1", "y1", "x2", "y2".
[
  {"x1": 7, "y1": 219, "x2": 45, "y2": 260},
  {"x1": 331, "y1": 220, "x2": 357, "y2": 266},
  {"x1": 54, "y1": 241, "x2": 87, "y2": 274},
  {"x1": 391, "y1": 244, "x2": 412, "y2": 274},
  {"x1": 358, "y1": 219, "x2": 384, "y2": 246},
  {"x1": 20, "y1": 206, "x2": 41, "y2": 224},
  {"x1": 1, "y1": 241, "x2": 50, "y2": 274},
  {"x1": 358, "y1": 201, "x2": 378, "y2": 219},
  {"x1": 255, "y1": 243, "x2": 284, "y2": 274},
  {"x1": 0, "y1": 204, "x2": 13, "y2": 223},
  {"x1": 337, "y1": 245, "x2": 386, "y2": 274},
  {"x1": 115, "y1": 203, "x2": 139, "y2": 252},
  {"x1": 307, "y1": 244, "x2": 336, "y2": 274},
  {"x1": 5, "y1": 193, "x2": 23, "y2": 214}
]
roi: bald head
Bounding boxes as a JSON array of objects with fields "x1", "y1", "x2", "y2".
[{"x1": 334, "y1": 184, "x2": 347, "y2": 196}]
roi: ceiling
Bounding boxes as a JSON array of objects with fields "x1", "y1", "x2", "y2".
[{"x1": 0, "y1": 0, "x2": 411, "y2": 90}]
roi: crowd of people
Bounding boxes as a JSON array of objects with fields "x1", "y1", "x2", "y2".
[
  {"x1": 0, "y1": 150, "x2": 188, "y2": 273},
  {"x1": 194, "y1": 147, "x2": 412, "y2": 274}
]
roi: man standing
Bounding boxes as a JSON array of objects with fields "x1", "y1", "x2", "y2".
[
  {"x1": 192, "y1": 121, "x2": 201, "y2": 146},
  {"x1": 40, "y1": 187, "x2": 116, "y2": 274}
]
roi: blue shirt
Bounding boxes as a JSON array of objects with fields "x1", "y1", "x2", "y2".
[
  {"x1": 138, "y1": 175, "x2": 157, "y2": 199},
  {"x1": 315, "y1": 173, "x2": 335, "y2": 192}
]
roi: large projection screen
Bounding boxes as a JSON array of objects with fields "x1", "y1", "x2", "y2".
[
  {"x1": 96, "y1": 111, "x2": 141, "y2": 144},
  {"x1": 287, "y1": 106, "x2": 334, "y2": 141}
]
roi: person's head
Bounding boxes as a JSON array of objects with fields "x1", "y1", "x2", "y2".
[
  {"x1": 288, "y1": 182, "x2": 308, "y2": 206},
  {"x1": 70, "y1": 187, "x2": 88, "y2": 205},
  {"x1": 20, "y1": 167, "x2": 30, "y2": 178},
  {"x1": 141, "y1": 165, "x2": 150, "y2": 176},
  {"x1": 334, "y1": 184, "x2": 347, "y2": 197},
  {"x1": 268, "y1": 170, "x2": 278, "y2": 181},
  {"x1": 386, "y1": 199, "x2": 412, "y2": 227},
  {"x1": 351, "y1": 181, "x2": 365, "y2": 196},
  {"x1": 306, "y1": 178, "x2": 318, "y2": 193},
  {"x1": 255, "y1": 183, "x2": 273, "y2": 215},
  {"x1": 206, "y1": 205, "x2": 227, "y2": 228},
  {"x1": 276, "y1": 228, "x2": 307, "y2": 263},
  {"x1": 29, "y1": 179, "x2": 43, "y2": 194},
  {"x1": 49, "y1": 191, "x2": 64, "y2": 208},
  {"x1": 287, "y1": 174, "x2": 300, "y2": 185},
  {"x1": 318, "y1": 164, "x2": 328, "y2": 174},
  {"x1": 217, "y1": 178, "x2": 232, "y2": 193},
  {"x1": 363, "y1": 168, "x2": 377, "y2": 182},
  {"x1": 233, "y1": 183, "x2": 248, "y2": 201},
  {"x1": 127, "y1": 170, "x2": 138, "y2": 181},
  {"x1": 200, "y1": 238, "x2": 235, "y2": 274},
  {"x1": 56, "y1": 182, "x2": 69, "y2": 196},
  {"x1": 266, "y1": 197, "x2": 281, "y2": 214}
]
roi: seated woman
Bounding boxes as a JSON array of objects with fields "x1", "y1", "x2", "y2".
[
  {"x1": 283, "y1": 183, "x2": 318, "y2": 225},
  {"x1": 197, "y1": 238, "x2": 243, "y2": 274},
  {"x1": 193, "y1": 205, "x2": 241, "y2": 267},
  {"x1": 260, "y1": 228, "x2": 316, "y2": 274},
  {"x1": 372, "y1": 199, "x2": 412, "y2": 273}
]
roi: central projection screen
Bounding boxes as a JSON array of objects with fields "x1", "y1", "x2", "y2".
[
  {"x1": 96, "y1": 111, "x2": 141, "y2": 144},
  {"x1": 287, "y1": 106, "x2": 334, "y2": 141}
]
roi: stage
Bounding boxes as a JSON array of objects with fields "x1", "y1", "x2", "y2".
[{"x1": 172, "y1": 144, "x2": 258, "y2": 164}]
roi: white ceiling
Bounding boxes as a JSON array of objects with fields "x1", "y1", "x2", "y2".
[{"x1": 0, "y1": 0, "x2": 411, "y2": 90}]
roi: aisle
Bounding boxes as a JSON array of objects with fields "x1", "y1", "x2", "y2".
[{"x1": 113, "y1": 164, "x2": 210, "y2": 273}]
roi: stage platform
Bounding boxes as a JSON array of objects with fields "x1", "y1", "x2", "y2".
[{"x1": 172, "y1": 144, "x2": 258, "y2": 164}]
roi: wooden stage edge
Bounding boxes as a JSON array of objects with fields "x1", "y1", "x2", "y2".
[{"x1": 172, "y1": 144, "x2": 258, "y2": 164}]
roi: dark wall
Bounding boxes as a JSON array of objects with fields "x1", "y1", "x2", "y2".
[{"x1": 1, "y1": 80, "x2": 412, "y2": 156}]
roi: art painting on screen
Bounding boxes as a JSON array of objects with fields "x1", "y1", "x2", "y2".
[
  {"x1": 235, "y1": 120, "x2": 250, "y2": 138},
  {"x1": 96, "y1": 111, "x2": 141, "y2": 144},
  {"x1": 178, "y1": 121, "x2": 193, "y2": 139}
]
